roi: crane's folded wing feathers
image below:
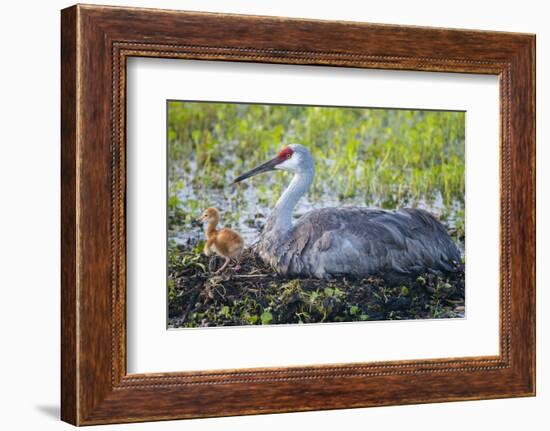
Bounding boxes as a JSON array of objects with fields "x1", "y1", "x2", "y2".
[{"x1": 260, "y1": 207, "x2": 461, "y2": 280}]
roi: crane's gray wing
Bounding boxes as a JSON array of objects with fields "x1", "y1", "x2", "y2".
[{"x1": 272, "y1": 207, "x2": 461, "y2": 280}]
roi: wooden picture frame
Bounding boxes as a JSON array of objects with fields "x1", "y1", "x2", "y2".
[{"x1": 61, "y1": 4, "x2": 535, "y2": 425}]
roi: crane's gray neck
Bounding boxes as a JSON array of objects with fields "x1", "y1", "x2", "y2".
[{"x1": 267, "y1": 169, "x2": 314, "y2": 234}]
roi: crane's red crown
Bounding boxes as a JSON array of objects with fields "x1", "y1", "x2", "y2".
[{"x1": 277, "y1": 147, "x2": 294, "y2": 160}]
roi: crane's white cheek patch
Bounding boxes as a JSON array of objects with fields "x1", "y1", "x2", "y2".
[{"x1": 276, "y1": 156, "x2": 300, "y2": 171}]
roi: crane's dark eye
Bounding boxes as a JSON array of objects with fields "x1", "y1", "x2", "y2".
[{"x1": 286, "y1": 153, "x2": 292, "y2": 159}]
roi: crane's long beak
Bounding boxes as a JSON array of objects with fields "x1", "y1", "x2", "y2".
[{"x1": 232, "y1": 157, "x2": 281, "y2": 184}]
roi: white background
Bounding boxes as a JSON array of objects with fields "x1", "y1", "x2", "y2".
[
  {"x1": 0, "y1": 0, "x2": 547, "y2": 430},
  {"x1": 127, "y1": 59, "x2": 500, "y2": 373}
]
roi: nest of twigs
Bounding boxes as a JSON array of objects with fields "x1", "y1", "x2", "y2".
[{"x1": 167, "y1": 246, "x2": 465, "y2": 328}]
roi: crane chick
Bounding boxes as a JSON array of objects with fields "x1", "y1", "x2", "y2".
[{"x1": 198, "y1": 207, "x2": 244, "y2": 274}]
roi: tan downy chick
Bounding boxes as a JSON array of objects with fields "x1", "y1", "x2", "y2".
[{"x1": 198, "y1": 207, "x2": 244, "y2": 274}]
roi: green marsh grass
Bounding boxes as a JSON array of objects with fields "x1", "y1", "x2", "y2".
[{"x1": 168, "y1": 101, "x2": 465, "y2": 247}]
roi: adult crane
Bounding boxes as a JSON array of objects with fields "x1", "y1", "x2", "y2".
[{"x1": 233, "y1": 144, "x2": 461, "y2": 282}]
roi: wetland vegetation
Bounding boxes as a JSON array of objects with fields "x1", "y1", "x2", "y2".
[{"x1": 167, "y1": 101, "x2": 465, "y2": 328}]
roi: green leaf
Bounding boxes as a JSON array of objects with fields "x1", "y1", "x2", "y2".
[
  {"x1": 220, "y1": 306, "x2": 230, "y2": 318},
  {"x1": 260, "y1": 311, "x2": 273, "y2": 325},
  {"x1": 193, "y1": 262, "x2": 206, "y2": 272},
  {"x1": 168, "y1": 195, "x2": 180, "y2": 210}
]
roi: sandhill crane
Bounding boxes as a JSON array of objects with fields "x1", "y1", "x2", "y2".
[{"x1": 233, "y1": 144, "x2": 461, "y2": 282}]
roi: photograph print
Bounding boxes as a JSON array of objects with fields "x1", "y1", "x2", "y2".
[{"x1": 167, "y1": 101, "x2": 465, "y2": 328}]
